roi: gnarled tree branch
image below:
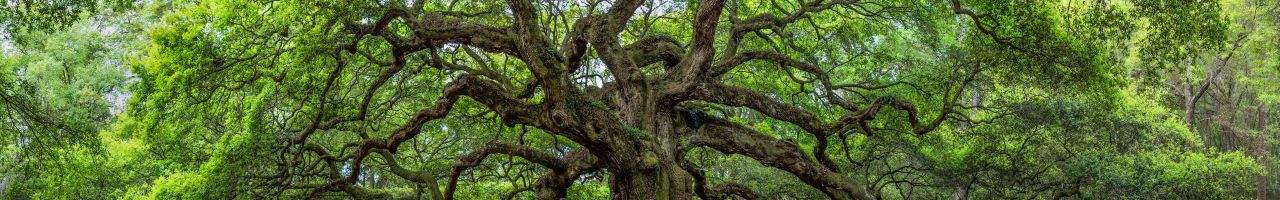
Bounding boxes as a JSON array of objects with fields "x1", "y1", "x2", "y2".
[{"x1": 691, "y1": 116, "x2": 870, "y2": 200}]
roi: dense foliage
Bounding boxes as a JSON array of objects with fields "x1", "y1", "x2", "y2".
[{"x1": 2, "y1": 0, "x2": 1277, "y2": 199}]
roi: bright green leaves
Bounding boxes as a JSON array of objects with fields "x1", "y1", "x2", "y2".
[
  {"x1": 0, "y1": 7, "x2": 160, "y2": 198},
  {"x1": 895, "y1": 72, "x2": 1263, "y2": 198},
  {"x1": 961, "y1": 0, "x2": 1127, "y2": 94},
  {"x1": 1095, "y1": 150, "x2": 1261, "y2": 199},
  {"x1": 1131, "y1": 0, "x2": 1228, "y2": 71},
  {"x1": 144, "y1": 172, "x2": 210, "y2": 199},
  {"x1": 1, "y1": 0, "x2": 98, "y2": 43},
  {"x1": 17, "y1": 131, "x2": 154, "y2": 200},
  {"x1": 0, "y1": 0, "x2": 137, "y2": 46},
  {"x1": 2, "y1": 20, "x2": 129, "y2": 149}
]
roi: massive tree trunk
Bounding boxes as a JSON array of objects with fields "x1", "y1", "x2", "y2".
[{"x1": 608, "y1": 96, "x2": 695, "y2": 199}]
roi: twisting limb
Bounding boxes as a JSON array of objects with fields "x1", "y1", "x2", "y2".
[
  {"x1": 291, "y1": 7, "x2": 531, "y2": 146},
  {"x1": 732, "y1": 0, "x2": 863, "y2": 35},
  {"x1": 587, "y1": 0, "x2": 650, "y2": 84},
  {"x1": 499, "y1": 0, "x2": 565, "y2": 96},
  {"x1": 949, "y1": 0, "x2": 1038, "y2": 55},
  {"x1": 706, "y1": 50, "x2": 858, "y2": 110},
  {"x1": 694, "y1": 61, "x2": 978, "y2": 178},
  {"x1": 708, "y1": 50, "x2": 826, "y2": 78},
  {"x1": 289, "y1": 55, "x2": 346, "y2": 151},
  {"x1": 680, "y1": 159, "x2": 760, "y2": 200},
  {"x1": 443, "y1": 144, "x2": 597, "y2": 200},
  {"x1": 691, "y1": 83, "x2": 848, "y2": 173},
  {"x1": 374, "y1": 149, "x2": 445, "y2": 200},
  {"x1": 442, "y1": 141, "x2": 562, "y2": 200},
  {"x1": 528, "y1": 149, "x2": 600, "y2": 200},
  {"x1": 505, "y1": 0, "x2": 540, "y2": 35},
  {"x1": 660, "y1": 0, "x2": 727, "y2": 100},
  {"x1": 309, "y1": 74, "x2": 543, "y2": 197},
  {"x1": 399, "y1": 14, "x2": 519, "y2": 56},
  {"x1": 691, "y1": 116, "x2": 870, "y2": 200},
  {"x1": 299, "y1": 142, "x2": 400, "y2": 199},
  {"x1": 308, "y1": 77, "x2": 467, "y2": 197},
  {"x1": 711, "y1": 184, "x2": 759, "y2": 200},
  {"x1": 623, "y1": 35, "x2": 685, "y2": 69},
  {"x1": 830, "y1": 63, "x2": 981, "y2": 136},
  {"x1": 559, "y1": 17, "x2": 592, "y2": 74},
  {"x1": 504, "y1": 187, "x2": 535, "y2": 200},
  {"x1": 814, "y1": 134, "x2": 842, "y2": 172}
]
